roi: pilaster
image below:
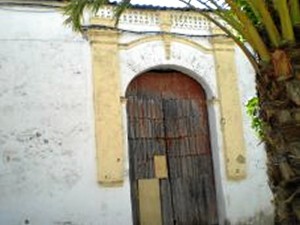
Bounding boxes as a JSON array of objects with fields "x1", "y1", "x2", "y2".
[
  {"x1": 211, "y1": 28, "x2": 247, "y2": 180},
  {"x1": 88, "y1": 26, "x2": 124, "y2": 186}
]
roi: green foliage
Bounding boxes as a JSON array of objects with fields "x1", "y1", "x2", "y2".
[
  {"x1": 64, "y1": 0, "x2": 91, "y2": 31},
  {"x1": 246, "y1": 97, "x2": 264, "y2": 139},
  {"x1": 235, "y1": 0, "x2": 261, "y2": 27},
  {"x1": 64, "y1": 0, "x2": 131, "y2": 32}
]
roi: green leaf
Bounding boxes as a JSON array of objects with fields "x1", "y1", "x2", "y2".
[{"x1": 246, "y1": 97, "x2": 264, "y2": 139}]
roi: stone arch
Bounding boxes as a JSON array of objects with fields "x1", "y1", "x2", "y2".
[
  {"x1": 120, "y1": 39, "x2": 218, "y2": 100},
  {"x1": 119, "y1": 36, "x2": 226, "y2": 213}
]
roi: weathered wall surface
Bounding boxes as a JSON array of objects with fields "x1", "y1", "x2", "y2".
[
  {"x1": 0, "y1": 6, "x2": 132, "y2": 225},
  {"x1": 0, "y1": 5, "x2": 273, "y2": 225}
]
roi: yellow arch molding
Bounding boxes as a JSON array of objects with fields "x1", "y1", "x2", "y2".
[{"x1": 119, "y1": 35, "x2": 214, "y2": 54}]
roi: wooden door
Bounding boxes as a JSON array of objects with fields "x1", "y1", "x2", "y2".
[{"x1": 126, "y1": 71, "x2": 218, "y2": 225}]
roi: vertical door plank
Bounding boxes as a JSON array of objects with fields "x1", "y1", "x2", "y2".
[{"x1": 127, "y1": 93, "x2": 171, "y2": 225}]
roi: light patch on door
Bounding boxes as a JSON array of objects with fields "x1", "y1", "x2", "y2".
[
  {"x1": 138, "y1": 179, "x2": 163, "y2": 225},
  {"x1": 154, "y1": 155, "x2": 168, "y2": 179}
]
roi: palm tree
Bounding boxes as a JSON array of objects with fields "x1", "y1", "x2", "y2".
[{"x1": 65, "y1": 0, "x2": 300, "y2": 224}]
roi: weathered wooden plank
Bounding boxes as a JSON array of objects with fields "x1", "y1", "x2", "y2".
[
  {"x1": 138, "y1": 179, "x2": 163, "y2": 225},
  {"x1": 160, "y1": 179, "x2": 175, "y2": 225}
]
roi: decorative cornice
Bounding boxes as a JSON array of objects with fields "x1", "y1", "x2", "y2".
[{"x1": 94, "y1": 5, "x2": 212, "y2": 32}]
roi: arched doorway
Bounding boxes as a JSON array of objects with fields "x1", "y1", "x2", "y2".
[{"x1": 126, "y1": 70, "x2": 218, "y2": 225}]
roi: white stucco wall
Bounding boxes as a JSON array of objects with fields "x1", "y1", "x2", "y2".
[
  {"x1": 227, "y1": 47, "x2": 274, "y2": 224},
  {"x1": 0, "y1": 4, "x2": 273, "y2": 225},
  {"x1": 0, "y1": 6, "x2": 133, "y2": 225}
]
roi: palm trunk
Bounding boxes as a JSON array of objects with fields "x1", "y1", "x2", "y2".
[{"x1": 257, "y1": 47, "x2": 300, "y2": 224}]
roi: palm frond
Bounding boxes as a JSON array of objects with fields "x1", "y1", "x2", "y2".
[
  {"x1": 180, "y1": 0, "x2": 260, "y2": 73},
  {"x1": 114, "y1": 0, "x2": 131, "y2": 25},
  {"x1": 64, "y1": 0, "x2": 123, "y2": 32},
  {"x1": 64, "y1": 0, "x2": 90, "y2": 32}
]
